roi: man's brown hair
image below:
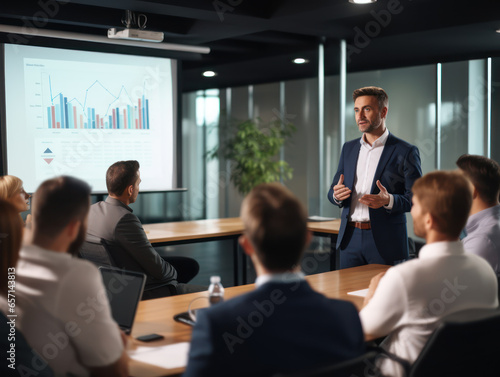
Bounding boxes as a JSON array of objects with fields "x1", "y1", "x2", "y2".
[
  {"x1": 0, "y1": 200, "x2": 23, "y2": 295},
  {"x1": 106, "y1": 160, "x2": 140, "y2": 196},
  {"x1": 456, "y1": 154, "x2": 500, "y2": 205},
  {"x1": 32, "y1": 176, "x2": 91, "y2": 238},
  {"x1": 412, "y1": 171, "x2": 472, "y2": 238},
  {"x1": 352, "y1": 86, "x2": 389, "y2": 111},
  {"x1": 240, "y1": 183, "x2": 308, "y2": 272}
]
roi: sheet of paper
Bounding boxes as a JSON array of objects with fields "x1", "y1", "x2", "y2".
[
  {"x1": 128, "y1": 342, "x2": 190, "y2": 369},
  {"x1": 144, "y1": 229, "x2": 171, "y2": 238},
  {"x1": 347, "y1": 288, "x2": 369, "y2": 297},
  {"x1": 307, "y1": 215, "x2": 337, "y2": 222}
]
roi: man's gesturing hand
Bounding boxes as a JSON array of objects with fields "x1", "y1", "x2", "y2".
[
  {"x1": 333, "y1": 174, "x2": 352, "y2": 201},
  {"x1": 359, "y1": 180, "x2": 390, "y2": 209}
]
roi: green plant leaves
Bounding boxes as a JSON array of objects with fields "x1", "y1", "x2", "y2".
[{"x1": 208, "y1": 118, "x2": 296, "y2": 195}]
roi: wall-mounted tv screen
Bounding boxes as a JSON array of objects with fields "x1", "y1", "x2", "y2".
[{"x1": 2, "y1": 43, "x2": 178, "y2": 193}]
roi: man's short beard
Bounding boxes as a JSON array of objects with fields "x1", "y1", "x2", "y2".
[
  {"x1": 68, "y1": 223, "x2": 86, "y2": 257},
  {"x1": 361, "y1": 119, "x2": 383, "y2": 134}
]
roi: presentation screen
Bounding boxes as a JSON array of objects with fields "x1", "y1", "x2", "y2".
[{"x1": 2, "y1": 44, "x2": 177, "y2": 193}]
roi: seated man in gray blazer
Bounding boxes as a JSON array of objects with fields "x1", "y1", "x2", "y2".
[{"x1": 87, "y1": 160, "x2": 202, "y2": 298}]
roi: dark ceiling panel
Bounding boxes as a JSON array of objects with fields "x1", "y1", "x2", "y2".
[{"x1": 0, "y1": 0, "x2": 499, "y2": 91}]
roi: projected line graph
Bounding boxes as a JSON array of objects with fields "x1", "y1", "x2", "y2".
[{"x1": 45, "y1": 76, "x2": 150, "y2": 130}]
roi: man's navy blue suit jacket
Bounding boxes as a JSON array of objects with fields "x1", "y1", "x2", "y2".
[
  {"x1": 327, "y1": 133, "x2": 422, "y2": 263},
  {"x1": 184, "y1": 281, "x2": 365, "y2": 377}
]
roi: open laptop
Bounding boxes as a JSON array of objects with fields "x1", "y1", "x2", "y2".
[{"x1": 99, "y1": 266, "x2": 146, "y2": 335}]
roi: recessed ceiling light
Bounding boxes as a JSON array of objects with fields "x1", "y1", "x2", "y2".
[
  {"x1": 349, "y1": 0, "x2": 377, "y2": 4},
  {"x1": 293, "y1": 58, "x2": 309, "y2": 64},
  {"x1": 496, "y1": 28, "x2": 500, "y2": 33},
  {"x1": 203, "y1": 70, "x2": 217, "y2": 77}
]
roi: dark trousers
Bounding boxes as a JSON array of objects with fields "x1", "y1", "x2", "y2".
[
  {"x1": 339, "y1": 226, "x2": 386, "y2": 269},
  {"x1": 141, "y1": 256, "x2": 206, "y2": 300},
  {"x1": 164, "y1": 256, "x2": 200, "y2": 283}
]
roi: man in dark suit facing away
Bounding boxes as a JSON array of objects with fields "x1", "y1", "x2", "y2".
[
  {"x1": 86, "y1": 160, "x2": 202, "y2": 298},
  {"x1": 184, "y1": 183, "x2": 365, "y2": 377},
  {"x1": 328, "y1": 86, "x2": 422, "y2": 268}
]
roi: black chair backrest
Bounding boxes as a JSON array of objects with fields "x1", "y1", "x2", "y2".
[
  {"x1": 497, "y1": 276, "x2": 500, "y2": 303},
  {"x1": 101, "y1": 240, "x2": 150, "y2": 276},
  {"x1": 99, "y1": 240, "x2": 163, "y2": 281},
  {"x1": 409, "y1": 308, "x2": 500, "y2": 377},
  {"x1": 79, "y1": 235, "x2": 116, "y2": 267},
  {"x1": 273, "y1": 351, "x2": 381, "y2": 377},
  {"x1": 408, "y1": 237, "x2": 425, "y2": 259},
  {"x1": 81, "y1": 238, "x2": 178, "y2": 298}
]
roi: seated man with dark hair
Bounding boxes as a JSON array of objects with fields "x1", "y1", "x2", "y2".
[
  {"x1": 2, "y1": 176, "x2": 128, "y2": 377},
  {"x1": 457, "y1": 154, "x2": 500, "y2": 276},
  {"x1": 360, "y1": 171, "x2": 498, "y2": 377},
  {"x1": 184, "y1": 183, "x2": 365, "y2": 377},
  {"x1": 87, "y1": 160, "x2": 202, "y2": 298}
]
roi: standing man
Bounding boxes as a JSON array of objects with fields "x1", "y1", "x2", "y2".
[
  {"x1": 328, "y1": 86, "x2": 422, "y2": 268},
  {"x1": 457, "y1": 154, "x2": 500, "y2": 276}
]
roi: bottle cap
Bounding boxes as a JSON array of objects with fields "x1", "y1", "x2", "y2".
[{"x1": 210, "y1": 276, "x2": 221, "y2": 284}]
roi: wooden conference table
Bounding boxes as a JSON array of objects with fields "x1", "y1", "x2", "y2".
[
  {"x1": 144, "y1": 218, "x2": 341, "y2": 285},
  {"x1": 128, "y1": 264, "x2": 390, "y2": 377}
]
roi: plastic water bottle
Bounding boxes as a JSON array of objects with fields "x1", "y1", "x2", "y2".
[{"x1": 208, "y1": 276, "x2": 224, "y2": 306}]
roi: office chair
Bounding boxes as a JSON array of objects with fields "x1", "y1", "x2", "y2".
[
  {"x1": 497, "y1": 276, "x2": 500, "y2": 304},
  {"x1": 79, "y1": 236, "x2": 176, "y2": 299},
  {"x1": 79, "y1": 236, "x2": 143, "y2": 272},
  {"x1": 273, "y1": 351, "x2": 381, "y2": 377},
  {"x1": 408, "y1": 237, "x2": 425, "y2": 259},
  {"x1": 102, "y1": 240, "x2": 178, "y2": 299},
  {"x1": 408, "y1": 308, "x2": 500, "y2": 377},
  {"x1": 79, "y1": 235, "x2": 116, "y2": 267}
]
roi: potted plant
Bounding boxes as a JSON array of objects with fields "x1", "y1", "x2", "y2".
[{"x1": 208, "y1": 118, "x2": 296, "y2": 195}]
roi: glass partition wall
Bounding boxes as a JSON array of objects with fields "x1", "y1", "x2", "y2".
[
  {"x1": 120, "y1": 57, "x2": 499, "y2": 244},
  {"x1": 181, "y1": 58, "x2": 495, "y2": 243}
]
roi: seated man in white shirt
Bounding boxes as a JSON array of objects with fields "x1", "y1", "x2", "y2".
[
  {"x1": 456, "y1": 154, "x2": 500, "y2": 276},
  {"x1": 0, "y1": 176, "x2": 128, "y2": 377},
  {"x1": 360, "y1": 171, "x2": 498, "y2": 377}
]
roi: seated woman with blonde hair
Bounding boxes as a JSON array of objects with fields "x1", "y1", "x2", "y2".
[
  {"x1": 0, "y1": 200, "x2": 54, "y2": 376},
  {"x1": 0, "y1": 175, "x2": 31, "y2": 223}
]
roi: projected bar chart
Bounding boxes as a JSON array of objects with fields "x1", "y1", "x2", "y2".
[{"x1": 46, "y1": 77, "x2": 150, "y2": 130}]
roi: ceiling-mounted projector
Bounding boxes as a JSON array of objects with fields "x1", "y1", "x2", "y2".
[{"x1": 108, "y1": 28, "x2": 164, "y2": 42}]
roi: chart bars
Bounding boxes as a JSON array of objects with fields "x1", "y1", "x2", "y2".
[{"x1": 47, "y1": 85, "x2": 150, "y2": 130}]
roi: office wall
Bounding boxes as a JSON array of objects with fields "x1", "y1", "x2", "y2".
[
  {"x1": 284, "y1": 78, "x2": 320, "y2": 216},
  {"x1": 440, "y1": 61, "x2": 469, "y2": 170},
  {"x1": 343, "y1": 65, "x2": 437, "y2": 238},
  {"x1": 182, "y1": 64, "x2": 438, "y2": 222},
  {"x1": 491, "y1": 58, "x2": 500, "y2": 164},
  {"x1": 440, "y1": 60, "x2": 489, "y2": 169},
  {"x1": 345, "y1": 65, "x2": 437, "y2": 174},
  {"x1": 130, "y1": 57, "x2": 499, "y2": 232}
]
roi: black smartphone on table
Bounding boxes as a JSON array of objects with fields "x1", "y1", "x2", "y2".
[{"x1": 136, "y1": 333, "x2": 165, "y2": 342}]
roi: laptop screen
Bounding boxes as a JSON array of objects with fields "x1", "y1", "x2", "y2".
[{"x1": 99, "y1": 267, "x2": 146, "y2": 334}]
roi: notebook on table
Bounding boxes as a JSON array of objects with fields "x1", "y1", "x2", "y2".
[{"x1": 99, "y1": 266, "x2": 146, "y2": 335}]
